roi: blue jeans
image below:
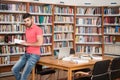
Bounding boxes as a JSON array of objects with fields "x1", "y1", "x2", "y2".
[{"x1": 12, "y1": 53, "x2": 40, "y2": 80}]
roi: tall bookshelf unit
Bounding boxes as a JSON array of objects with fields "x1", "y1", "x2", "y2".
[
  {"x1": 75, "y1": 6, "x2": 103, "y2": 55},
  {"x1": 29, "y1": 2, "x2": 54, "y2": 56},
  {"x1": 0, "y1": 1, "x2": 26, "y2": 76},
  {"x1": 53, "y1": 5, "x2": 75, "y2": 51},
  {"x1": 103, "y1": 6, "x2": 120, "y2": 56}
]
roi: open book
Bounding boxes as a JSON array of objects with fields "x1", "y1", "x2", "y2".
[{"x1": 14, "y1": 39, "x2": 25, "y2": 44}]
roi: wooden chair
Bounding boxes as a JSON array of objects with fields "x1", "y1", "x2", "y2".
[{"x1": 74, "y1": 60, "x2": 111, "y2": 80}]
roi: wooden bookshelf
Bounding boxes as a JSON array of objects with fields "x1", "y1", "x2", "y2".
[
  {"x1": 103, "y1": 6, "x2": 120, "y2": 56},
  {"x1": 53, "y1": 4, "x2": 75, "y2": 52},
  {"x1": 75, "y1": 6, "x2": 103, "y2": 55},
  {"x1": 28, "y1": 2, "x2": 53, "y2": 56},
  {"x1": 0, "y1": 0, "x2": 27, "y2": 75}
]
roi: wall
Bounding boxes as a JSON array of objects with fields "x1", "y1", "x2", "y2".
[
  {"x1": 30, "y1": 0, "x2": 120, "y2": 6},
  {"x1": 3, "y1": 0, "x2": 120, "y2": 6}
]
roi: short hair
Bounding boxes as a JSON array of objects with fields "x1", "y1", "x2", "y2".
[{"x1": 22, "y1": 13, "x2": 32, "y2": 19}]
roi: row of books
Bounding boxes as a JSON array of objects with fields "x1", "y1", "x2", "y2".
[
  {"x1": 54, "y1": 25, "x2": 73, "y2": 32},
  {"x1": 0, "y1": 25, "x2": 25, "y2": 32},
  {"x1": 54, "y1": 16, "x2": 73, "y2": 22},
  {"x1": 104, "y1": 7, "x2": 120, "y2": 14},
  {"x1": 1, "y1": 16, "x2": 119, "y2": 25},
  {"x1": 104, "y1": 26, "x2": 120, "y2": 33},
  {"x1": 41, "y1": 25, "x2": 52, "y2": 34},
  {"x1": 0, "y1": 56, "x2": 9, "y2": 64},
  {"x1": 0, "y1": 46, "x2": 25, "y2": 54},
  {"x1": 76, "y1": 27, "x2": 101, "y2": 34},
  {"x1": 75, "y1": 36, "x2": 101, "y2": 42},
  {"x1": 33, "y1": 16, "x2": 52, "y2": 24},
  {"x1": 0, "y1": 45, "x2": 52, "y2": 55},
  {"x1": 40, "y1": 46, "x2": 52, "y2": 54},
  {"x1": 104, "y1": 17, "x2": 120, "y2": 24},
  {"x1": 76, "y1": 17, "x2": 101, "y2": 25},
  {"x1": 54, "y1": 33, "x2": 73, "y2": 40},
  {"x1": 0, "y1": 3, "x2": 26, "y2": 11},
  {"x1": 0, "y1": 14, "x2": 23, "y2": 22},
  {"x1": 54, "y1": 6, "x2": 74, "y2": 14},
  {"x1": 29, "y1": 5, "x2": 52, "y2": 13},
  {"x1": 76, "y1": 45, "x2": 102, "y2": 54},
  {"x1": 104, "y1": 36, "x2": 115, "y2": 43},
  {"x1": 0, "y1": 35, "x2": 25, "y2": 43},
  {"x1": 54, "y1": 41, "x2": 73, "y2": 48},
  {"x1": 76, "y1": 7, "x2": 102, "y2": 14},
  {"x1": 43, "y1": 36, "x2": 52, "y2": 44}
]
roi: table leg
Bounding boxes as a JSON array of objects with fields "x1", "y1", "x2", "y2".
[
  {"x1": 68, "y1": 69, "x2": 72, "y2": 80},
  {"x1": 32, "y1": 67, "x2": 35, "y2": 80}
]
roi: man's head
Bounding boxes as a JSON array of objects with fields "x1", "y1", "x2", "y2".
[{"x1": 23, "y1": 13, "x2": 33, "y2": 28}]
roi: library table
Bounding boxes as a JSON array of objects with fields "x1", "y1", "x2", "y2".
[{"x1": 32, "y1": 56, "x2": 113, "y2": 80}]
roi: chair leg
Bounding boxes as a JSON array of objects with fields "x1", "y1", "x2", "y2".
[
  {"x1": 40, "y1": 75, "x2": 41, "y2": 80},
  {"x1": 46, "y1": 74, "x2": 52, "y2": 80},
  {"x1": 57, "y1": 69, "x2": 60, "y2": 80},
  {"x1": 38, "y1": 75, "x2": 41, "y2": 80},
  {"x1": 54, "y1": 73, "x2": 56, "y2": 80}
]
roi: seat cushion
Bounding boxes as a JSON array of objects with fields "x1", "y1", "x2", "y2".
[{"x1": 37, "y1": 68, "x2": 56, "y2": 75}]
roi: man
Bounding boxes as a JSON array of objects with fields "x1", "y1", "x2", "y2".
[{"x1": 12, "y1": 13, "x2": 43, "y2": 80}]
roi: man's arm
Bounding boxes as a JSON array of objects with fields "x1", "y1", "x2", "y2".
[{"x1": 20, "y1": 35, "x2": 43, "y2": 46}]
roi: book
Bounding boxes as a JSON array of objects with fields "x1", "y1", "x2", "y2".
[{"x1": 14, "y1": 39, "x2": 25, "y2": 44}]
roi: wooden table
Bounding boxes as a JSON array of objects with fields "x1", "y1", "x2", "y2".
[{"x1": 32, "y1": 56, "x2": 113, "y2": 80}]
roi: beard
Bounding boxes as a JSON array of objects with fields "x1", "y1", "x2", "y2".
[{"x1": 25, "y1": 22, "x2": 32, "y2": 28}]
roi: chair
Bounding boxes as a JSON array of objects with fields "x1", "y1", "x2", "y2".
[
  {"x1": 70, "y1": 48, "x2": 75, "y2": 55},
  {"x1": 74, "y1": 59, "x2": 111, "y2": 80},
  {"x1": 35, "y1": 64, "x2": 56, "y2": 80},
  {"x1": 109, "y1": 57, "x2": 120, "y2": 80}
]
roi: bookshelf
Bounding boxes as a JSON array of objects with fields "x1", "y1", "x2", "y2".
[
  {"x1": 103, "y1": 6, "x2": 120, "y2": 56},
  {"x1": 53, "y1": 5, "x2": 75, "y2": 51},
  {"x1": 0, "y1": 1, "x2": 26, "y2": 66},
  {"x1": 0, "y1": 1, "x2": 26, "y2": 76},
  {"x1": 75, "y1": 6, "x2": 103, "y2": 55},
  {"x1": 29, "y1": 2, "x2": 53, "y2": 56}
]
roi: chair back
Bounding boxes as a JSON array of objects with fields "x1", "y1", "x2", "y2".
[
  {"x1": 35, "y1": 64, "x2": 42, "y2": 73},
  {"x1": 70, "y1": 48, "x2": 75, "y2": 54},
  {"x1": 110, "y1": 57, "x2": 120, "y2": 80},
  {"x1": 91, "y1": 60, "x2": 111, "y2": 80}
]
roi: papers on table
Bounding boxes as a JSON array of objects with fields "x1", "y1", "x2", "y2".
[
  {"x1": 92, "y1": 56, "x2": 103, "y2": 60},
  {"x1": 62, "y1": 56, "x2": 89, "y2": 64},
  {"x1": 62, "y1": 55, "x2": 103, "y2": 64},
  {"x1": 80, "y1": 55, "x2": 103, "y2": 60}
]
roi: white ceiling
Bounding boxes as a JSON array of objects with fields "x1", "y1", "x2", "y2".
[
  {"x1": 4, "y1": 0, "x2": 120, "y2": 6},
  {"x1": 75, "y1": 0, "x2": 120, "y2": 6}
]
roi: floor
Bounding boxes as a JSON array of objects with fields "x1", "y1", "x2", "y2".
[
  {"x1": 0, "y1": 76, "x2": 67, "y2": 80},
  {"x1": 0, "y1": 70, "x2": 67, "y2": 80},
  {"x1": 1, "y1": 73, "x2": 120, "y2": 80},
  {"x1": 0, "y1": 76, "x2": 15, "y2": 80}
]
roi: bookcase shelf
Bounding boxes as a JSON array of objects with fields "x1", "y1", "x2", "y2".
[
  {"x1": 53, "y1": 5, "x2": 75, "y2": 50},
  {"x1": 29, "y1": 2, "x2": 53, "y2": 55},
  {"x1": 75, "y1": 42, "x2": 102, "y2": 44},
  {"x1": 75, "y1": 6, "x2": 102, "y2": 54},
  {"x1": 0, "y1": 1, "x2": 26, "y2": 68},
  {"x1": 0, "y1": 52, "x2": 24, "y2": 56},
  {"x1": 103, "y1": 6, "x2": 120, "y2": 55}
]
